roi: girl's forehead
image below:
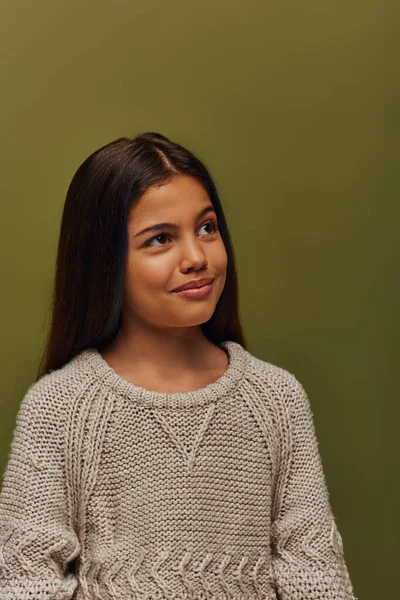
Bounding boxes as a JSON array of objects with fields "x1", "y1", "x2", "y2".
[
  {"x1": 140, "y1": 174, "x2": 207, "y2": 203},
  {"x1": 129, "y1": 178, "x2": 211, "y2": 222}
]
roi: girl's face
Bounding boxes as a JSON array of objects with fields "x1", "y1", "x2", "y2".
[{"x1": 122, "y1": 174, "x2": 228, "y2": 333}]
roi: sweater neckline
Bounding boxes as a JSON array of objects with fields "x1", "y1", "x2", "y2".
[{"x1": 78, "y1": 340, "x2": 249, "y2": 409}]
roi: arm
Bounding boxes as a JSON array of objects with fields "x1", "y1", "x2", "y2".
[
  {"x1": 0, "y1": 376, "x2": 80, "y2": 599},
  {"x1": 270, "y1": 374, "x2": 357, "y2": 600}
]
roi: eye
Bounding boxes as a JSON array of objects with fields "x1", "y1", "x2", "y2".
[
  {"x1": 145, "y1": 232, "x2": 171, "y2": 248},
  {"x1": 144, "y1": 219, "x2": 218, "y2": 248},
  {"x1": 199, "y1": 219, "x2": 218, "y2": 236}
]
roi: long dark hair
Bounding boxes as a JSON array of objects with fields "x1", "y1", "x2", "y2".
[{"x1": 36, "y1": 132, "x2": 247, "y2": 381}]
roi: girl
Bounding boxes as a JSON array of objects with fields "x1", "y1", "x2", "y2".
[{"x1": 0, "y1": 132, "x2": 357, "y2": 600}]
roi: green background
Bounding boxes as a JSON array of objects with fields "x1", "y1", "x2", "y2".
[{"x1": 1, "y1": 1, "x2": 398, "y2": 597}]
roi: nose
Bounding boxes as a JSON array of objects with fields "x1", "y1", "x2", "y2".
[{"x1": 179, "y1": 235, "x2": 208, "y2": 270}]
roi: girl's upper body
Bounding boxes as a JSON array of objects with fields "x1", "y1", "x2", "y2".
[
  {"x1": 0, "y1": 339, "x2": 356, "y2": 600},
  {"x1": 0, "y1": 132, "x2": 357, "y2": 599}
]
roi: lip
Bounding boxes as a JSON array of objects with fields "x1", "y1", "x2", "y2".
[
  {"x1": 171, "y1": 277, "x2": 215, "y2": 292},
  {"x1": 172, "y1": 281, "x2": 214, "y2": 299}
]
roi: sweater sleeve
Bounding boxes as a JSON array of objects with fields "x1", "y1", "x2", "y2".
[
  {"x1": 270, "y1": 374, "x2": 357, "y2": 600},
  {"x1": 0, "y1": 377, "x2": 80, "y2": 600}
]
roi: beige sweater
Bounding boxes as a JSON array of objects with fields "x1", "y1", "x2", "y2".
[{"x1": 0, "y1": 340, "x2": 357, "y2": 600}]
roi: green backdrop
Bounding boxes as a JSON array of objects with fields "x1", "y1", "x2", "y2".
[{"x1": 1, "y1": 2, "x2": 398, "y2": 598}]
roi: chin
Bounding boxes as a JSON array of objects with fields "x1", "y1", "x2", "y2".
[{"x1": 174, "y1": 306, "x2": 217, "y2": 327}]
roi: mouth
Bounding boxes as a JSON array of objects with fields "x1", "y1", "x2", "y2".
[
  {"x1": 171, "y1": 279, "x2": 215, "y2": 299},
  {"x1": 171, "y1": 277, "x2": 215, "y2": 293}
]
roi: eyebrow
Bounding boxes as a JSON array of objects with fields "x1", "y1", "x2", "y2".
[{"x1": 133, "y1": 205, "x2": 217, "y2": 238}]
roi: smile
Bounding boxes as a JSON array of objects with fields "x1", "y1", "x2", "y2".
[{"x1": 171, "y1": 281, "x2": 214, "y2": 299}]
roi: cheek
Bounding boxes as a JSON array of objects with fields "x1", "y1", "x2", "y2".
[
  {"x1": 210, "y1": 240, "x2": 228, "y2": 273},
  {"x1": 126, "y1": 253, "x2": 175, "y2": 293}
]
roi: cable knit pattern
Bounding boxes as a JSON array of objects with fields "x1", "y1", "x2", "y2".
[{"x1": 0, "y1": 341, "x2": 357, "y2": 600}]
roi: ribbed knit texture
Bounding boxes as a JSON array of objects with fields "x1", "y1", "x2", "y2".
[{"x1": 0, "y1": 340, "x2": 357, "y2": 600}]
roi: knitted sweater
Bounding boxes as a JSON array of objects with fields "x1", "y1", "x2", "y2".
[{"x1": 0, "y1": 340, "x2": 357, "y2": 600}]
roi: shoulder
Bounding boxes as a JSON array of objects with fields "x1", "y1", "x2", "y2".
[
  {"x1": 17, "y1": 350, "x2": 96, "y2": 426},
  {"x1": 243, "y1": 345, "x2": 301, "y2": 391},
  {"x1": 241, "y1": 346, "x2": 307, "y2": 409},
  {"x1": 239, "y1": 348, "x2": 318, "y2": 451}
]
